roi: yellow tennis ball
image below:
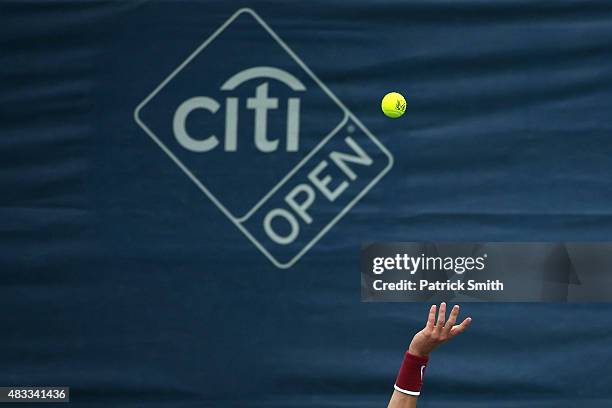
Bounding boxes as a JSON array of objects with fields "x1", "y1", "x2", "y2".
[{"x1": 381, "y1": 92, "x2": 407, "y2": 118}]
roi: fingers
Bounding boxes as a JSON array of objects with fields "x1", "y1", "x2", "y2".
[
  {"x1": 450, "y1": 317, "x2": 472, "y2": 337},
  {"x1": 445, "y1": 305, "x2": 460, "y2": 330},
  {"x1": 426, "y1": 304, "x2": 436, "y2": 330},
  {"x1": 435, "y1": 302, "x2": 446, "y2": 328},
  {"x1": 429, "y1": 303, "x2": 469, "y2": 339}
]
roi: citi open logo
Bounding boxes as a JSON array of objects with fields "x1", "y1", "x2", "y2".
[{"x1": 134, "y1": 8, "x2": 393, "y2": 268}]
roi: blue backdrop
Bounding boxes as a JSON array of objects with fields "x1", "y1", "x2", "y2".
[{"x1": 1, "y1": 1, "x2": 612, "y2": 407}]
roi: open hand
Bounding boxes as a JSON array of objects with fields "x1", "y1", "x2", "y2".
[{"x1": 408, "y1": 303, "x2": 471, "y2": 358}]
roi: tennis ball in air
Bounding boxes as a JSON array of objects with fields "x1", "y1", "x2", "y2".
[{"x1": 381, "y1": 92, "x2": 407, "y2": 118}]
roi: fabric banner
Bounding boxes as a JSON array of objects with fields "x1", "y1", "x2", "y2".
[{"x1": 2, "y1": 1, "x2": 612, "y2": 407}]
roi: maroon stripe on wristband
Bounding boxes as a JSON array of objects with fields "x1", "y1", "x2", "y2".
[{"x1": 394, "y1": 352, "x2": 429, "y2": 396}]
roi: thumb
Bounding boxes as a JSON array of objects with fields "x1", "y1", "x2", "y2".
[{"x1": 450, "y1": 317, "x2": 472, "y2": 337}]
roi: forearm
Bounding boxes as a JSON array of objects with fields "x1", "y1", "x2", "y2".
[
  {"x1": 387, "y1": 352, "x2": 427, "y2": 408},
  {"x1": 387, "y1": 390, "x2": 417, "y2": 408}
]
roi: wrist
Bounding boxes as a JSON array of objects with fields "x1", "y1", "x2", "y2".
[
  {"x1": 407, "y1": 347, "x2": 428, "y2": 358},
  {"x1": 394, "y1": 352, "x2": 429, "y2": 396}
]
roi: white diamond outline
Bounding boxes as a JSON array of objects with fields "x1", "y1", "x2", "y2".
[{"x1": 134, "y1": 8, "x2": 394, "y2": 269}]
